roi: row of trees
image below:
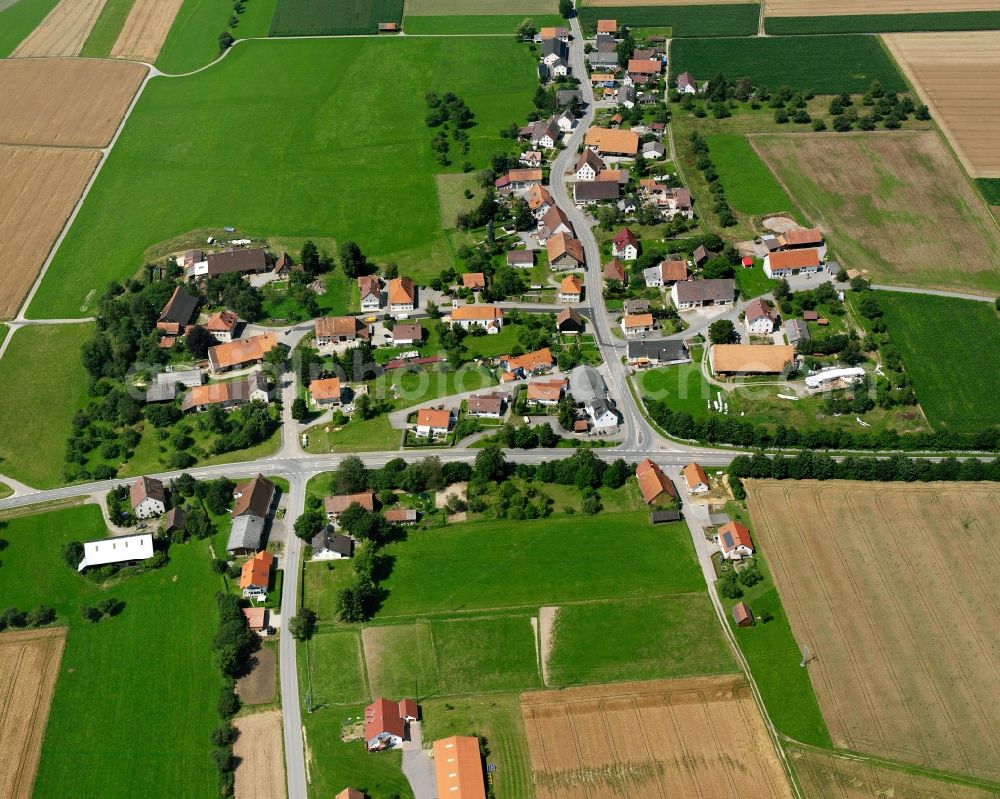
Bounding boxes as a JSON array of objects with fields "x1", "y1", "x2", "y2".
[
  {"x1": 690, "y1": 131, "x2": 736, "y2": 227},
  {"x1": 0, "y1": 604, "x2": 56, "y2": 631}
]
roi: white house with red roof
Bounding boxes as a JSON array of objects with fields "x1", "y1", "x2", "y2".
[
  {"x1": 744, "y1": 298, "x2": 778, "y2": 335},
  {"x1": 365, "y1": 698, "x2": 411, "y2": 752},
  {"x1": 611, "y1": 228, "x2": 639, "y2": 260},
  {"x1": 718, "y1": 521, "x2": 754, "y2": 560}
]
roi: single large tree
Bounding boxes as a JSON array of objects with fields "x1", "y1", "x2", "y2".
[
  {"x1": 708, "y1": 319, "x2": 738, "y2": 345},
  {"x1": 333, "y1": 455, "x2": 369, "y2": 494},
  {"x1": 339, "y1": 240, "x2": 366, "y2": 278}
]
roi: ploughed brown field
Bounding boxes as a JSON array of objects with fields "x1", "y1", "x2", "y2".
[
  {"x1": 747, "y1": 480, "x2": 1000, "y2": 782},
  {"x1": 11, "y1": 0, "x2": 107, "y2": 57},
  {"x1": 233, "y1": 710, "x2": 286, "y2": 799},
  {"x1": 0, "y1": 628, "x2": 67, "y2": 799},
  {"x1": 0, "y1": 58, "x2": 147, "y2": 148},
  {"x1": 111, "y1": 0, "x2": 185, "y2": 63},
  {"x1": 0, "y1": 146, "x2": 102, "y2": 318},
  {"x1": 788, "y1": 745, "x2": 1000, "y2": 799},
  {"x1": 884, "y1": 32, "x2": 1000, "y2": 178},
  {"x1": 765, "y1": 0, "x2": 1000, "y2": 15},
  {"x1": 521, "y1": 676, "x2": 793, "y2": 799},
  {"x1": 753, "y1": 131, "x2": 1000, "y2": 292}
]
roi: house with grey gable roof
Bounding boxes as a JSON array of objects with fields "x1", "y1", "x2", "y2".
[
  {"x1": 541, "y1": 38, "x2": 569, "y2": 65},
  {"x1": 587, "y1": 51, "x2": 619, "y2": 68},
  {"x1": 568, "y1": 365, "x2": 618, "y2": 431}
]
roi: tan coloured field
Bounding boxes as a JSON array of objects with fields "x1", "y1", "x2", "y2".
[
  {"x1": 747, "y1": 480, "x2": 1000, "y2": 782},
  {"x1": 11, "y1": 0, "x2": 107, "y2": 57},
  {"x1": 0, "y1": 628, "x2": 67, "y2": 799},
  {"x1": 111, "y1": 0, "x2": 185, "y2": 63},
  {"x1": 233, "y1": 711, "x2": 286, "y2": 799},
  {"x1": 884, "y1": 32, "x2": 1000, "y2": 178},
  {"x1": 0, "y1": 58, "x2": 147, "y2": 149},
  {"x1": 521, "y1": 676, "x2": 793, "y2": 799},
  {"x1": 405, "y1": 0, "x2": 558, "y2": 14},
  {"x1": 788, "y1": 746, "x2": 1000, "y2": 799},
  {"x1": 582, "y1": 0, "x2": 748, "y2": 5},
  {"x1": 765, "y1": 0, "x2": 1000, "y2": 15},
  {"x1": 0, "y1": 146, "x2": 101, "y2": 318},
  {"x1": 753, "y1": 131, "x2": 1000, "y2": 292}
]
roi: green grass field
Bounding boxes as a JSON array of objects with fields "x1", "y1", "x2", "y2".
[
  {"x1": 547, "y1": 595, "x2": 735, "y2": 685},
  {"x1": 879, "y1": 292, "x2": 1000, "y2": 432},
  {"x1": 0, "y1": 324, "x2": 91, "y2": 488},
  {"x1": 671, "y1": 35, "x2": 907, "y2": 93},
  {"x1": 578, "y1": 4, "x2": 758, "y2": 37},
  {"x1": 708, "y1": 133, "x2": 797, "y2": 216},
  {"x1": 433, "y1": 615, "x2": 542, "y2": 693},
  {"x1": 79, "y1": 0, "x2": 136, "y2": 57},
  {"x1": 976, "y1": 178, "x2": 1000, "y2": 206},
  {"x1": 635, "y1": 346, "x2": 711, "y2": 418},
  {"x1": 734, "y1": 263, "x2": 778, "y2": 299},
  {"x1": 765, "y1": 10, "x2": 1000, "y2": 35},
  {"x1": 375, "y1": 513, "x2": 704, "y2": 618},
  {"x1": 270, "y1": 0, "x2": 402, "y2": 35},
  {"x1": 31, "y1": 38, "x2": 536, "y2": 318},
  {"x1": 420, "y1": 694, "x2": 533, "y2": 799},
  {"x1": 719, "y1": 502, "x2": 831, "y2": 746},
  {"x1": 0, "y1": 0, "x2": 59, "y2": 56},
  {"x1": 0, "y1": 505, "x2": 222, "y2": 799},
  {"x1": 304, "y1": 413, "x2": 399, "y2": 453},
  {"x1": 300, "y1": 631, "x2": 369, "y2": 705},
  {"x1": 404, "y1": 13, "x2": 563, "y2": 34}
]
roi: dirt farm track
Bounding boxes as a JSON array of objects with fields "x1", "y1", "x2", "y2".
[
  {"x1": 0, "y1": 627, "x2": 67, "y2": 799},
  {"x1": 521, "y1": 676, "x2": 793, "y2": 799},
  {"x1": 884, "y1": 32, "x2": 1000, "y2": 178},
  {"x1": 747, "y1": 480, "x2": 1000, "y2": 783}
]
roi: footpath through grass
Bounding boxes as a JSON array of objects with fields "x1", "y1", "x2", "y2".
[
  {"x1": 0, "y1": 505, "x2": 222, "y2": 799},
  {"x1": 879, "y1": 292, "x2": 1000, "y2": 433},
  {"x1": 0, "y1": 0, "x2": 59, "y2": 56},
  {"x1": 672, "y1": 35, "x2": 907, "y2": 94},
  {"x1": 0, "y1": 324, "x2": 92, "y2": 489},
  {"x1": 708, "y1": 134, "x2": 797, "y2": 217},
  {"x1": 765, "y1": 10, "x2": 1000, "y2": 35},
  {"x1": 32, "y1": 37, "x2": 536, "y2": 318}
]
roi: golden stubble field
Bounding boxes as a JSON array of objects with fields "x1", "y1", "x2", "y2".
[
  {"x1": 0, "y1": 627, "x2": 67, "y2": 799},
  {"x1": 884, "y1": 32, "x2": 1000, "y2": 178},
  {"x1": 765, "y1": 0, "x2": 1000, "y2": 15},
  {"x1": 788, "y1": 746, "x2": 1000, "y2": 799},
  {"x1": 233, "y1": 710, "x2": 286, "y2": 799},
  {"x1": 111, "y1": 0, "x2": 185, "y2": 63},
  {"x1": 11, "y1": 0, "x2": 107, "y2": 57},
  {"x1": 747, "y1": 480, "x2": 1000, "y2": 782},
  {"x1": 521, "y1": 676, "x2": 793, "y2": 799},
  {"x1": 753, "y1": 131, "x2": 1000, "y2": 292},
  {"x1": 0, "y1": 146, "x2": 102, "y2": 318}
]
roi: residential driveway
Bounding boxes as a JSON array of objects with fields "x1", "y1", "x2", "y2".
[{"x1": 401, "y1": 721, "x2": 437, "y2": 799}]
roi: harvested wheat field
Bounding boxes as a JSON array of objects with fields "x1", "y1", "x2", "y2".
[
  {"x1": 788, "y1": 745, "x2": 1000, "y2": 799},
  {"x1": 0, "y1": 145, "x2": 101, "y2": 318},
  {"x1": 765, "y1": 0, "x2": 1000, "y2": 15},
  {"x1": 885, "y1": 32, "x2": 1000, "y2": 178},
  {"x1": 233, "y1": 710, "x2": 286, "y2": 799},
  {"x1": 11, "y1": 0, "x2": 107, "y2": 57},
  {"x1": 0, "y1": 58, "x2": 147, "y2": 148},
  {"x1": 111, "y1": 0, "x2": 185, "y2": 63},
  {"x1": 521, "y1": 676, "x2": 793, "y2": 799},
  {"x1": 747, "y1": 480, "x2": 1000, "y2": 782},
  {"x1": 753, "y1": 131, "x2": 1000, "y2": 293},
  {"x1": 0, "y1": 627, "x2": 67, "y2": 799}
]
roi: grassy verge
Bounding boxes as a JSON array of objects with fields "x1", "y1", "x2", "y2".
[
  {"x1": 0, "y1": 0, "x2": 60, "y2": 56},
  {"x1": 33, "y1": 37, "x2": 536, "y2": 317},
  {"x1": 79, "y1": 0, "x2": 137, "y2": 57},
  {"x1": 671, "y1": 35, "x2": 907, "y2": 94},
  {"x1": 578, "y1": 3, "x2": 758, "y2": 37},
  {"x1": 0, "y1": 324, "x2": 92, "y2": 489},
  {"x1": 1, "y1": 505, "x2": 223, "y2": 798},
  {"x1": 765, "y1": 10, "x2": 1000, "y2": 35},
  {"x1": 718, "y1": 502, "x2": 831, "y2": 747}
]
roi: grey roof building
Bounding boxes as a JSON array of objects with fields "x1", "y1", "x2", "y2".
[
  {"x1": 587, "y1": 52, "x2": 619, "y2": 67},
  {"x1": 574, "y1": 181, "x2": 620, "y2": 203},
  {"x1": 541, "y1": 38, "x2": 569, "y2": 60},
  {"x1": 785, "y1": 318, "x2": 810, "y2": 345},
  {"x1": 568, "y1": 364, "x2": 616, "y2": 428},
  {"x1": 227, "y1": 515, "x2": 265, "y2": 555},
  {"x1": 158, "y1": 285, "x2": 199, "y2": 326},
  {"x1": 556, "y1": 89, "x2": 583, "y2": 107},
  {"x1": 626, "y1": 339, "x2": 690, "y2": 365}
]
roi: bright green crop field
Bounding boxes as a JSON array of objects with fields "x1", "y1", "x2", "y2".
[
  {"x1": 0, "y1": 505, "x2": 223, "y2": 799},
  {"x1": 79, "y1": 0, "x2": 137, "y2": 58},
  {"x1": 0, "y1": 324, "x2": 92, "y2": 489},
  {"x1": 671, "y1": 35, "x2": 907, "y2": 94},
  {"x1": 157, "y1": 0, "x2": 277, "y2": 74},
  {"x1": 403, "y1": 13, "x2": 563, "y2": 33},
  {"x1": 270, "y1": 0, "x2": 402, "y2": 35},
  {"x1": 0, "y1": 0, "x2": 59, "y2": 56},
  {"x1": 578, "y1": 4, "x2": 758, "y2": 37},
  {"x1": 708, "y1": 133, "x2": 797, "y2": 216},
  {"x1": 765, "y1": 10, "x2": 1000, "y2": 35},
  {"x1": 30, "y1": 37, "x2": 536, "y2": 318},
  {"x1": 879, "y1": 292, "x2": 1000, "y2": 432}
]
